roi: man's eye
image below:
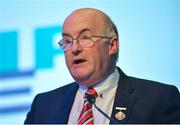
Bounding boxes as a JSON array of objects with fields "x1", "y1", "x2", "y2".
[
  {"x1": 82, "y1": 35, "x2": 91, "y2": 40},
  {"x1": 64, "y1": 39, "x2": 72, "y2": 44}
]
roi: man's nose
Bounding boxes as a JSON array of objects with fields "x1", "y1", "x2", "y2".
[{"x1": 71, "y1": 40, "x2": 82, "y2": 55}]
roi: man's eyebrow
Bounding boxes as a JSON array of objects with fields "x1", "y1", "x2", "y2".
[
  {"x1": 79, "y1": 28, "x2": 91, "y2": 35},
  {"x1": 62, "y1": 28, "x2": 91, "y2": 37},
  {"x1": 62, "y1": 33, "x2": 71, "y2": 37}
]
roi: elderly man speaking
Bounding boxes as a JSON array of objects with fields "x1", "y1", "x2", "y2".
[{"x1": 25, "y1": 8, "x2": 180, "y2": 124}]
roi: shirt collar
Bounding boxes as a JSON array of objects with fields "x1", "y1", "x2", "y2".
[{"x1": 79, "y1": 67, "x2": 119, "y2": 97}]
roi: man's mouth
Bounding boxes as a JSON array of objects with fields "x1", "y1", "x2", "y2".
[{"x1": 73, "y1": 59, "x2": 86, "y2": 65}]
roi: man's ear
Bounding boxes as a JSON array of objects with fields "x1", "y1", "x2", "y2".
[{"x1": 108, "y1": 36, "x2": 119, "y2": 56}]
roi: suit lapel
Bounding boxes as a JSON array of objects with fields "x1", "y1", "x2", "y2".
[{"x1": 110, "y1": 68, "x2": 137, "y2": 124}]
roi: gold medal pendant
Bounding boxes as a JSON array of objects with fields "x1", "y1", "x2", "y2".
[
  {"x1": 115, "y1": 107, "x2": 126, "y2": 121},
  {"x1": 115, "y1": 110, "x2": 126, "y2": 120}
]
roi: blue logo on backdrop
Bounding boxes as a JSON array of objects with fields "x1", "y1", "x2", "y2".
[{"x1": 0, "y1": 25, "x2": 63, "y2": 114}]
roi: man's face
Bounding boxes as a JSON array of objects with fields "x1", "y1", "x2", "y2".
[{"x1": 62, "y1": 10, "x2": 116, "y2": 87}]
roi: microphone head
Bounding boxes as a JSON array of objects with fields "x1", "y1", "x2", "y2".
[{"x1": 86, "y1": 93, "x2": 96, "y2": 104}]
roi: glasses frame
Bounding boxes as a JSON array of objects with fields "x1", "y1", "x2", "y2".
[{"x1": 58, "y1": 34, "x2": 113, "y2": 51}]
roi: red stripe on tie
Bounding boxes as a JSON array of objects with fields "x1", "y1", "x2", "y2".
[{"x1": 78, "y1": 88, "x2": 97, "y2": 125}]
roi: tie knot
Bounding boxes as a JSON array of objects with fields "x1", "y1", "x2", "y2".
[
  {"x1": 86, "y1": 88, "x2": 98, "y2": 97},
  {"x1": 84, "y1": 88, "x2": 98, "y2": 104}
]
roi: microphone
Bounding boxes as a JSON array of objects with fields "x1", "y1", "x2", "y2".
[{"x1": 86, "y1": 93, "x2": 118, "y2": 124}]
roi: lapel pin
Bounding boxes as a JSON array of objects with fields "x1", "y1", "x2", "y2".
[{"x1": 115, "y1": 107, "x2": 126, "y2": 120}]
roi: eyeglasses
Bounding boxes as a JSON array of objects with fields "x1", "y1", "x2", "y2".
[{"x1": 58, "y1": 30, "x2": 112, "y2": 51}]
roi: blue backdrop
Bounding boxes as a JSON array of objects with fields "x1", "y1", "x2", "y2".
[{"x1": 0, "y1": 0, "x2": 179, "y2": 124}]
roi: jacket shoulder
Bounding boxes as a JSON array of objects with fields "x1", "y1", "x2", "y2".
[
  {"x1": 24, "y1": 82, "x2": 78, "y2": 124},
  {"x1": 127, "y1": 76, "x2": 179, "y2": 93},
  {"x1": 36, "y1": 82, "x2": 78, "y2": 99},
  {"x1": 120, "y1": 76, "x2": 180, "y2": 123}
]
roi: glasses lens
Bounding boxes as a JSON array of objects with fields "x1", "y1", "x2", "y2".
[
  {"x1": 78, "y1": 30, "x2": 92, "y2": 46},
  {"x1": 62, "y1": 37, "x2": 73, "y2": 50}
]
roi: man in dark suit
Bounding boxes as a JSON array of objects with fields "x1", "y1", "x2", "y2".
[{"x1": 24, "y1": 8, "x2": 180, "y2": 124}]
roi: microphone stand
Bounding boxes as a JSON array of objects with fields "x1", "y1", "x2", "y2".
[
  {"x1": 86, "y1": 93, "x2": 118, "y2": 124},
  {"x1": 94, "y1": 103, "x2": 118, "y2": 124}
]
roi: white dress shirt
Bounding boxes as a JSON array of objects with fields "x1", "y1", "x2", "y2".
[{"x1": 68, "y1": 68, "x2": 119, "y2": 124}]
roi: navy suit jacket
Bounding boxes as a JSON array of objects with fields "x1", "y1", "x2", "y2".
[{"x1": 24, "y1": 68, "x2": 180, "y2": 124}]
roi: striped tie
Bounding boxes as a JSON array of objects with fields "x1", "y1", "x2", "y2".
[{"x1": 78, "y1": 88, "x2": 98, "y2": 125}]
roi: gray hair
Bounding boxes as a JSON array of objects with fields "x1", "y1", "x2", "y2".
[{"x1": 104, "y1": 15, "x2": 119, "y2": 62}]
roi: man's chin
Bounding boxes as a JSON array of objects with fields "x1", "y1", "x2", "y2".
[
  {"x1": 70, "y1": 67, "x2": 92, "y2": 82},
  {"x1": 72, "y1": 74, "x2": 88, "y2": 82},
  {"x1": 71, "y1": 72, "x2": 90, "y2": 83}
]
